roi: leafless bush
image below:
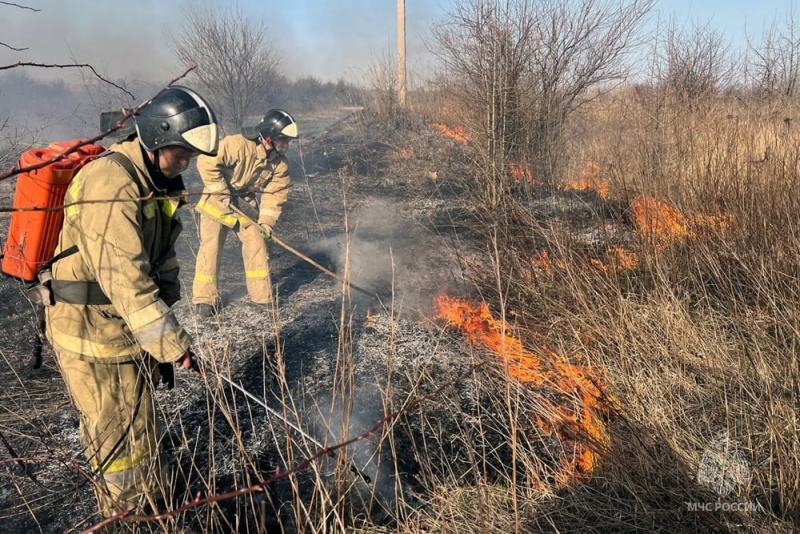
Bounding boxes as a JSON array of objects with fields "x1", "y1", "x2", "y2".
[
  {"x1": 364, "y1": 50, "x2": 400, "y2": 120},
  {"x1": 431, "y1": 0, "x2": 653, "y2": 207},
  {"x1": 651, "y1": 17, "x2": 738, "y2": 108},
  {"x1": 523, "y1": 0, "x2": 654, "y2": 181},
  {"x1": 431, "y1": 0, "x2": 536, "y2": 207},
  {"x1": 746, "y1": 4, "x2": 800, "y2": 100},
  {"x1": 169, "y1": 3, "x2": 284, "y2": 133}
]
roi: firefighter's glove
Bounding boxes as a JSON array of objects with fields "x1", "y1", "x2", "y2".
[
  {"x1": 177, "y1": 349, "x2": 204, "y2": 378},
  {"x1": 157, "y1": 362, "x2": 175, "y2": 390},
  {"x1": 259, "y1": 223, "x2": 273, "y2": 239}
]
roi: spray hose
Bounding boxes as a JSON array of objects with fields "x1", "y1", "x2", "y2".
[
  {"x1": 228, "y1": 205, "x2": 380, "y2": 300},
  {"x1": 211, "y1": 369, "x2": 372, "y2": 485}
]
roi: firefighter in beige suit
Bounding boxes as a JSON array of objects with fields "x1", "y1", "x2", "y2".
[
  {"x1": 192, "y1": 109, "x2": 298, "y2": 316},
  {"x1": 46, "y1": 86, "x2": 218, "y2": 517}
]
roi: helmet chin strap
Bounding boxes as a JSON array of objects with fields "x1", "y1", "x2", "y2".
[
  {"x1": 139, "y1": 143, "x2": 170, "y2": 191},
  {"x1": 152, "y1": 148, "x2": 163, "y2": 173},
  {"x1": 259, "y1": 133, "x2": 280, "y2": 163}
]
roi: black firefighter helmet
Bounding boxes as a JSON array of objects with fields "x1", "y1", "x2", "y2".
[
  {"x1": 243, "y1": 109, "x2": 299, "y2": 143},
  {"x1": 133, "y1": 85, "x2": 219, "y2": 156}
]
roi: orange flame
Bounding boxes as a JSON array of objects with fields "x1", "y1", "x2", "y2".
[
  {"x1": 589, "y1": 245, "x2": 639, "y2": 273},
  {"x1": 366, "y1": 308, "x2": 377, "y2": 322},
  {"x1": 435, "y1": 295, "x2": 612, "y2": 484},
  {"x1": 610, "y1": 245, "x2": 638, "y2": 269},
  {"x1": 509, "y1": 163, "x2": 543, "y2": 185},
  {"x1": 630, "y1": 194, "x2": 732, "y2": 247},
  {"x1": 688, "y1": 212, "x2": 733, "y2": 230},
  {"x1": 629, "y1": 195, "x2": 690, "y2": 243},
  {"x1": 432, "y1": 122, "x2": 469, "y2": 144},
  {"x1": 531, "y1": 250, "x2": 568, "y2": 277},
  {"x1": 533, "y1": 248, "x2": 637, "y2": 277},
  {"x1": 562, "y1": 162, "x2": 609, "y2": 198},
  {"x1": 398, "y1": 148, "x2": 413, "y2": 159}
]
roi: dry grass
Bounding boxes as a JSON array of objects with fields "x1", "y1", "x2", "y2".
[
  {"x1": 283, "y1": 90, "x2": 800, "y2": 532},
  {"x1": 5, "y1": 82, "x2": 800, "y2": 533},
  {"x1": 399, "y1": 85, "x2": 800, "y2": 532}
]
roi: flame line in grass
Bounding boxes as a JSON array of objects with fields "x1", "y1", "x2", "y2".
[
  {"x1": 630, "y1": 194, "x2": 732, "y2": 245},
  {"x1": 435, "y1": 295, "x2": 613, "y2": 486},
  {"x1": 432, "y1": 122, "x2": 469, "y2": 144},
  {"x1": 508, "y1": 161, "x2": 611, "y2": 199}
]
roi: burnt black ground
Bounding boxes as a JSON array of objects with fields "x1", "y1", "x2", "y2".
[{"x1": 0, "y1": 112, "x2": 482, "y2": 533}]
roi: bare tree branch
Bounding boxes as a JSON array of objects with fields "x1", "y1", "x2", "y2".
[
  {"x1": 0, "y1": 65, "x2": 196, "y2": 182},
  {"x1": 0, "y1": 1, "x2": 39, "y2": 11},
  {"x1": 746, "y1": 3, "x2": 800, "y2": 98},
  {"x1": 432, "y1": 0, "x2": 654, "y2": 199},
  {"x1": 169, "y1": 3, "x2": 284, "y2": 132},
  {"x1": 653, "y1": 17, "x2": 736, "y2": 105},
  {"x1": 0, "y1": 62, "x2": 135, "y2": 98},
  {"x1": 0, "y1": 41, "x2": 27, "y2": 51}
]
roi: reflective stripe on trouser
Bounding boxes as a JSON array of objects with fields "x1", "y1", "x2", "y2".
[
  {"x1": 193, "y1": 214, "x2": 273, "y2": 305},
  {"x1": 56, "y1": 350, "x2": 168, "y2": 517}
]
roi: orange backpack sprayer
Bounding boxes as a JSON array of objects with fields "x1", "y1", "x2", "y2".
[
  {"x1": 1, "y1": 139, "x2": 105, "y2": 281},
  {"x1": 2, "y1": 140, "x2": 106, "y2": 369}
]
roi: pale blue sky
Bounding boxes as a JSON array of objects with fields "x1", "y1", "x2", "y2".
[{"x1": 0, "y1": 0, "x2": 793, "y2": 85}]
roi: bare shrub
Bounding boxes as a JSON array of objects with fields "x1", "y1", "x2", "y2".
[
  {"x1": 747, "y1": 4, "x2": 800, "y2": 100},
  {"x1": 430, "y1": 0, "x2": 653, "y2": 208},
  {"x1": 169, "y1": 3, "x2": 284, "y2": 133},
  {"x1": 523, "y1": 0, "x2": 654, "y2": 182},
  {"x1": 430, "y1": 0, "x2": 536, "y2": 207},
  {"x1": 651, "y1": 17, "x2": 738, "y2": 109},
  {"x1": 364, "y1": 50, "x2": 400, "y2": 120}
]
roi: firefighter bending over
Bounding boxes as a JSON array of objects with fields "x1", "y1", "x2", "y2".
[
  {"x1": 46, "y1": 86, "x2": 218, "y2": 517},
  {"x1": 192, "y1": 109, "x2": 298, "y2": 316}
]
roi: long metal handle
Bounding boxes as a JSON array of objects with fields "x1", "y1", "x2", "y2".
[
  {"x1": 217, "y1": 372, "x2": 325, "y2": 450},
  {"x1": 216, "y1": 372, "x2": 373, "y2": 484},
  {"x1": 229, "y1": 205, "x2": 379, "y2": 299}
]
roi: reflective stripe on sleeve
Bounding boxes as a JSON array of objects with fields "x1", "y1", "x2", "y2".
[
  {"x1": 133, "y1": 311, "x2": 182, "y2": 347},
  {"x1": 91, "y1": 448, "x2": 151, "y2": 474},
  {"x1": 127, "y1": 300, "x2": 171, "y2": 331}
]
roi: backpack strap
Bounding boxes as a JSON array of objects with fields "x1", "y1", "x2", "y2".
[
  {"x1": 48, "y1": 151, "x2": 142, "y2": 306},
  {"x1": 105, "y1": 151, "x2": 146, "y2": 197},
  {"x1": 42, "y1": 245, "x2": 78, "y2": 271}
]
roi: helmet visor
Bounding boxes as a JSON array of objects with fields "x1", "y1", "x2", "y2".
[{"x1": 183, "y1": 122, "x2": 219, "y2": 156}]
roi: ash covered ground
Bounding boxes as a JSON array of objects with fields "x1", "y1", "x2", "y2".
[
  {"x1": 0, "y1": 112, "x2": 617, "y2": 533},
  {"x1": 0, "y1": 113, "x2": 488, "y2": 533}
]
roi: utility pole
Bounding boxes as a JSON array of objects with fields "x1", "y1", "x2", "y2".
[{"x1": 397, "y1": 0, "x2": 406, "y2": 107}]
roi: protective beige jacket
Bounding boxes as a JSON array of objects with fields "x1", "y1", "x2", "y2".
[
  {"x1": 195, "y1": 134, "x2": 290, "y2": 229},
  {"x1": 46, "y1": 139, "x2": 191, "y2": 363}
]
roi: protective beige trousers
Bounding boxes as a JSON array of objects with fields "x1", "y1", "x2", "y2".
[
  {"x1": 57, "y1": 350, "x2": 169, "y2": 517},
  {"x1": 193, "y1": 214, "x2": 273, "y2": 306}
]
